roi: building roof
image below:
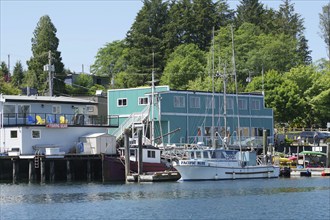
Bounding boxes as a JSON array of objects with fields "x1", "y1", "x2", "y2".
[{"x1": 0, "y1": 94, "x2": 97, "y2": 105}]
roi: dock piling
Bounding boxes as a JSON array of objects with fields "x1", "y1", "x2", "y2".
[
  {"x1": 28, "y1": 160, "x2": 35, "y2": 182},
  {"x1": 138, "y1": 129, "x2": 143, "y2": 181},
  {"x1": 40, "y1": 158, "x2": 45, "y2": 183},
  {"x1": 124, "y1": 129, "x2": 130, "y2": 183},
  {"x1": 12, "y1": 159, "x2": 18, "y2": 183},
  {"x1": 50, "y1": 161, "x2": 55, "y2": 183},
  {"x1": 66, "y1": 160, "x2": 71, "y2": 182},
  {"x1": 87, "y1": 159, "x2": 91, "y2": 182}
]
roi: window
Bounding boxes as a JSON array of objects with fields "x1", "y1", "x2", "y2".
[
  {"x1": 129, "y1": 149, "x2": 136, "y2": 156},
  {"x1": 203, "y1": 151, "x2": 209, "y2": 159},
  {"x1": 18, "y1": 105, "x2": 30, "y2": 118},
  {"x1": 10, "y1": 130, "x2": 18, "y2": 138},
  {"x1": 251, "y1": 99, "x2": 260, "y2": 110},
  {"x1": 138, "y1": 97, "x2": 148, "y2": 105},
  {"x1": 174, "y1": 96, "x2": 185, "y2": 108},
  {"x1": 190, "y1": 96, "x2": 200, "y2": 108},
  {"x1": 3, "y1": 105, "x2": 15, "y2": 118},
  {"x1": 205, "y1": 97, "x2": 214, "y2": 109},
  {"x1": 147, "y1": 150, "x2": 156, "y2": 158},
  {"x1": 227, "y1": 98, "x2": 234, "y2": 109},
  {"x1": 117, "y1": 98, "x2": 127, "y2": 107},
  {"x1": 52, "y1": 105, "x2": 61, "y2": 114},
  {"x1": 238, "y1": 99, "x2": 247, "y2": 110},
  {"x1": 32, "y1": 130, "x2": 41, "y2": 139}
]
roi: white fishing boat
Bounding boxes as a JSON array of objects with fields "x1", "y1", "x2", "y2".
[{"x1": 173, "y1": 147, "x2": 280, "y2": 180}]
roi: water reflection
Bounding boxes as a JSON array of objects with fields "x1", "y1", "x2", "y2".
[{"x1": 1, "y1": 185, "x2": 329, "y2": 204}]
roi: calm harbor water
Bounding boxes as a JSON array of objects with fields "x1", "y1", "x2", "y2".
[{"x1": 1, "y1": 177, "x2": 329, "y2": 220}]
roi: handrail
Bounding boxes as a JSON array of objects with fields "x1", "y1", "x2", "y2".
[{"x1": 111, "y1": 106, "x2": 150, "y2": 139}]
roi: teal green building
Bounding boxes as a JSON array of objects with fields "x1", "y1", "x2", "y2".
[{"x1": 108, "y1": 86, "x2": 274, "y2": 148}]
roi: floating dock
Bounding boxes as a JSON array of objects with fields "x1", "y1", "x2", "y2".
[
  {"x1": 290, "y1": 167, "x2": 330, "y2": 177},
  {"x1": 127, "y1": 171, "x2": 181, "y2": 182}
]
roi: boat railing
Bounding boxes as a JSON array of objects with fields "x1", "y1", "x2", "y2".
[
  {"x1": 1, "y1": 113, "x2": 119, "y2": 127},
  {"x1": 185, "y1": 135, "x2": 271, "y2": 149}
]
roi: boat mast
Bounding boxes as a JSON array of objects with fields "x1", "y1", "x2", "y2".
[
  {"x1": 151, "y1": 52, "x2": 155, "y2": 146},
  {"x1": 211, "y1": 27, "x2": 216, "y2": 149},
  {"x1": 223, "y1": 63, "x2": 227, "y2": 148},
  {"x1": 231, "y1": 25, "x2": 242, "y2": 153}
]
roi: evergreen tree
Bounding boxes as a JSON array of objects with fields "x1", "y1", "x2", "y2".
[
  {"x1": 26, "y1": 15, "x2": 65, "y2": 95},
  {"x1": 91, "y1": 40, "x2": 128, "y2": 78},
  {"x1": 0, "y1": 61, "x2": 10, "y2": 82},
  {"x1": 275, "y1": 0, "x2": 303, "y2": 37},
  {"x1": 125, "y1": 0, "x2": 169, "y2": 86},
  {"x1": 319, "y1": 3, "x2": 330, "y2": 60},
  {"x1": 275, "y1": 0, "x2": 311, "y2": 64},
  {"x1": 11, "y1": 61, "x2": 24, "y2": 87},
  {"x1": 235, "y1": 0, "x2": 265, "y2": 28}
]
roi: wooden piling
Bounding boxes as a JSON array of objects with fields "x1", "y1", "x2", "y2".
[
  {"x1": 40, "y1": 159, "x2": 45, "y2": 183},
  {"x1": 87, "y1": 159, "x2": 91, "y2": 182},
  {"x1": 327, "y1": 143, "x2": 330, "y2": 168},
  {"x1": 263, "y1": 130, "x2": 267, "y2": 164},
  {"x1": 28, "y1": 160, "x2": 35, "y2": 182},
  {"x1": 12, "y1": 159, "x2": 18, "y2": 183},
  {"x1": 50, "y1": 161, "x2": 55, "y2": 183},
  {"x1": 124, "y1": 129, "x2": 130, "y2": 182},
  {"x1": 138, "y1": 129, "x2": 143, "y2": 177},
  {"x1": 66, "y1": 160, "x2": 71, "y2": 182}
]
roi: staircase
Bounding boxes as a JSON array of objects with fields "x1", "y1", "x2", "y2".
[{"x1": 111, "y1": 106, "x2": 150, "y2": 140}]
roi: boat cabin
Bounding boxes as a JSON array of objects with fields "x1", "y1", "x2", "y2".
[
  {"x1": 119, "y1": 145, "x2": 162, "y2": 164},
  {"x1": 186, "y1": 149, "x2": 257, "y2": 166}
]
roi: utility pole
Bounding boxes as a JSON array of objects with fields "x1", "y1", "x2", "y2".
[
  {"x1": 43, "y1": 51, "x2": 54, "y2": 96},
  {"x1": 7, "y1": 54, "x2": 10, "y2": 76},
  {"x1": 48, "y1": 51, "x2": 53, "y2": 97}
]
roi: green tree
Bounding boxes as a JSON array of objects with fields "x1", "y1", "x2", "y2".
[
  {"x1": 319, "y1": 2, "x2": 330, "y2": 60},
  {"x1": 66, "y1": 73, "x2": 93, "y2": 95},
  {"x1": 126, "y1": 0, "x2": 169, "y2": 86},
  {"x1": 0, "y1": 62, "x2": 20, "y2": 94},
  {"x1": 286, "y1": 65, "x2": 330, "y2": 127},
  {"x1": 275, "y1": 0, "x2": 311, "y2": 64},
  {"x1": 160, "y1": 44, "x2": 206, "y2": 90},
  {"x1": 0, "y1": 61, "x2": 10, "y2": 82},
  {"x1": 248, "y1": 33, "x2": 300, "y2": 73},
  {"x1": 91, "y1": 40, "x2": 128, "y2": 78},
  {"x1": 235, "y1": 0, "x2": 265, "y2": 28},
  {"x1": 11, "y1": 61, "x2": 24, "y2": 87},
  {"x1": 26, "y1": 15, "x2": 65, "y2": 95}
]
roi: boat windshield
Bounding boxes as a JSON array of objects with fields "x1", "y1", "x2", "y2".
[{"x1": 210, "y1": 150, "x2": 238, "y2": 159}]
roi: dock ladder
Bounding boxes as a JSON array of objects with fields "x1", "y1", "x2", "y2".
[{"x1": 34, "y1": 150, "x2": 40, "y2": 168}]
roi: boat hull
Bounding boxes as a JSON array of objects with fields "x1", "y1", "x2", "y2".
[
  {"x1": 174, "y1": 163, "x2": 280, "y2": 181},
  {"x1": 103, "y1": 156, "x2": 174, "y2": 181}
]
